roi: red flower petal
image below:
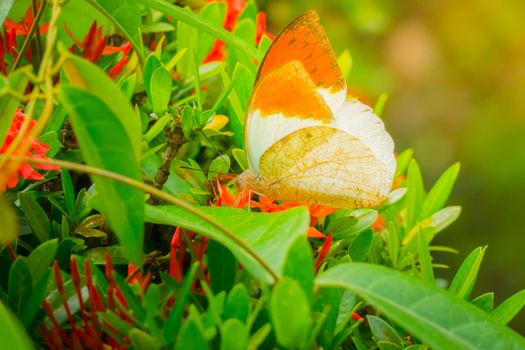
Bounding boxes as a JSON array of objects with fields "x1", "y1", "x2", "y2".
[
  {"x1": 307, "y1": 226, "x2": 327, "y2": 239},
  {"x1": 314, "y1": 233, "x2": 333, "y2": 272}
]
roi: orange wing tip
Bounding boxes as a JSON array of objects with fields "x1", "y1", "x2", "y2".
[{"x1": 256, "y1": 10, "x2": 345, "y2": 93}]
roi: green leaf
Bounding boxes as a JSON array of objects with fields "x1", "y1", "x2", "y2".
[
  {"x1": 145, "y1": 205, "x2": 310, "y2": 283},
  {"x1": 0, "y1": 196, "x2": 18, "y2": 243},
  {"x1": 232, "y1": 148, "x2": 248, "y2": 171},
  {"x1": 207, "y1": 155, "x2": 231, "y2": 181},
  {"x1": 0, "y1": 68, "x2": 29, "y2": 147},
  {"x1": 197, "y1": 1, "x2": 227, "y2": 61},
  {"x1": 247, "y1": 324, "x2": 271, "y2": 350},
  {"x1": 226, "y1": 63, "x2": 255, "y2": 147},
  {"x1": 62, "y1": 54, "x2": 142, "y2": 159},
  {"x1": 418, "y1": 232, "x2": 434, "y2": 282},
  {"x1": 395, "y1": 148, "x2": 413, "y2": 176},
  {"x1": 8, "y1": 258, "x2": 32, "y2": 316},
  {"x1": 164, "y1": 263, "x2": 199, "y2": 343},
  {"x1": 84, "y1": 0, "x2": 144, "y2": 61},
  {"x1": 176, "y1": 7, "x2": 199, "y2": 78},
  {"x1": 403, "y1": 206, "x2": 461, "y2": 245},
  {"x1": 221, "y1": 319, "x2": 249, "y2": 350},
  {"x1": 367, "y1": 315, "x2": 403, "y2": 346},
  {"x1": 61, "y1": 170, "x2": 76, "y2": 218},
  {"x1": 282, "y1": 236, "x2": 314, "y2": 302},
  {"x1": 471, "y1": 292, "x2": 494, "y2": 313},
  {"x1": 449, "y1": 246, "x2": 486, "y2": 300},
  {"x1": 149, "y1": 67, "x2": 172, "y2": 115},
  {"x1": 271, "y1": 278, "x2": 311, "y2": 349},
  {"x1": 59, "y1": 86, "x2": 144, "y2": 264},
  {"x1": 317, "y1": 263, "x2": 525, "y2": 350},
  {"x1": 208, "y1": 240, "x2": 237, "y2": 294},
  {"x1": 224, "y1": 284, "x2": 249, "y2": 322},
  {"x1": 0, "y1": 301, "x2": 34, "y2": 350},
  {"x1": 128, "y1": 328, "x2": 162, "y2": 350},
  {"x1": 405, "y1": 160, "x2": 425, "y2": 230},
  {"x1": 337, "y1": 50, "x2": 352, "y2": 81},
  {"x1": 0, "y1": 0, "x2": 14, "y2": 27},
  {"x1": 420, "y1": 163, "x2": 460, "y2": 219},
  {"x1": 378, "y1": 341, "x2": 404, "y2": 350},
  {"x1": 492, "y1": 290, "x2": 525, "y2": 325},
  {"x1": 431, "y1": 206, "x2": 462, "y2": 234},
  {"x1": 373, "y1": 93, "x2": 388, "y2": 117},
  {"x1": 327, "y1": 209, "x2": 377, "y2": 240},
  {"x1": 26, "y1": 239, "x2": 58, "y2": 287},
  {"x1": 18, "y1": 192, "x2": 52, "y2": 243},
  {"x1": 315, "y1": 288, "x2": 343, "y2": 348},
  {"x1": 348, "y1": 229, "x2": 373, "y2": 262},
  {"x1": 229, "y1": 18, "x2": 257, "y2": 74},
  {"x1": 19, "y1": 270, "x2": 51, "y2": 328},
  {"x1": 143, "y1": 54, "x2": 162, "y2": 95},
  {"x1": 386, "y1": 221, "x2": 399, "y2": 267},
  {"x1": 175, "y1": 306, "x2": 208, "y2": 350}
]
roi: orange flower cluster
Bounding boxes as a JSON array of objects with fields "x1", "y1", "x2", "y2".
[
  {"x1": 0, "y1": 109, "x2": 59, "y2": 190},
  {"x1": 214, "y1": 181, "x2": 337, "y2": 238}
]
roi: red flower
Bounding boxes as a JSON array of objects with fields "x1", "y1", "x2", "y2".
[
  {"x1": 65, "y1": 21, "x2": 132, "y2": 76},
  {"x1": 0, "y1": 2, "x2": 48, "y2": 73},
  {"x1": 214, "y1": 181, "x2": 336, "y2": 238},
  {"x1": 0, "y1": 109, "x2": 59, "y2": 190},
  {"x1": 203, "y1": 0, "x2": 274, "y2": 63}
]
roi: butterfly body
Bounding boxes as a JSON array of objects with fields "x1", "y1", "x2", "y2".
[{"x1": 238, "y1": 11, "x2": 395, "y2": 209}]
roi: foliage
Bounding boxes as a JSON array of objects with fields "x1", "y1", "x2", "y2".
[{"x1": 0, "y1": 0, "x2": 524, "y2": 349}]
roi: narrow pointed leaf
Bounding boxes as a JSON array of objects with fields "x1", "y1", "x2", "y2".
[
  {"x1": 492, "y1": 290, "x2": 525, "y2": 325},
  {"x1": 18, "y1": 192, "x2": 52, "y2": 243},
  {"x1": 367, "y1": 315, "x2": 403, "y2": 346},
  {"x1": 405, "y1": 160, "x2": 425, "y2": 230},
  {"x1": 449, "y1": 246, "x2": 486, "y2": 300},
  {"x1": 8, "y1": 258, "x2": 32, "y2": 316},
  {"x1": 420, "y1": 163, "x2": 460, "y2": 219}
]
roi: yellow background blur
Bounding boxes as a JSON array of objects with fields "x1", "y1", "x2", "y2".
[{"x1": 259, "y1": 0, "x2": 525, "y2": 333}]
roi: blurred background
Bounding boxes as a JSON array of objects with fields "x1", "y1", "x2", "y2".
[{"x1": 258, "y1": 0, "x2": 525, "y2": 333}]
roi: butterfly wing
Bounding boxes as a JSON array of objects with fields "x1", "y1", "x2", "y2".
[
  {"x1": 246, "y1": 11, "x2": 347, "y2": 173},
  {"x1": 242, "y1": 10, "x2": 396, "y2": 208},
  {"x1": 256, "y1": 10, "x2": 347, "y2": 109},
  {"x1": 257, "y1": 126, "x2": 391, "y2": 208},
  {"x1": 245, "y1": 61, "x2": 334, "y2": 173}
]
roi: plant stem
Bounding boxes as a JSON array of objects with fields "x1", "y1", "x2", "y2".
[
  {"x1": 2, "y1": 155, "x2": 279, "y2": 282},
  {"x1": 9, "y1": 0, "x2": 47, "y2": 74}
]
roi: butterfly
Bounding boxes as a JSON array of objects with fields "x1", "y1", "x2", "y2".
[{"x1": 237, "y1": 10, "x2": 396, "y2": 209}]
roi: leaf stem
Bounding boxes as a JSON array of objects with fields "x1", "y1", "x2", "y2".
[{"x1": 2, "y1": 155, "x2": 279, "y2": 282}]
